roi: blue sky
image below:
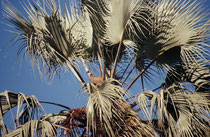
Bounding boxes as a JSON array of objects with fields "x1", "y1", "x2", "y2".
[{"x1": 0, "y1": 0, "x2": 209, "y2": 129}]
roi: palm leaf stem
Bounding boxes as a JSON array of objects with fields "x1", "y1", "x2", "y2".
[
  {"x1": 126, "y1": 94, "x2": 139, "y2": 101},
  {"x1": 65, "y1": 59, "x2": 86, "y2": 87},
  {"x1": 96, "y1": 41, "x2": 104, "y2": 77},
  {"x1": 39, "y1": 101, "x2": 72, "y2": 111},
  {"x1": 81, "y1": 59, "x2": 89, "y2": 72},
  {"x1": 111, "y1": 32, "x2": 125, "y2": 78},
  {"x1": 130, "y1": 101, "x2": 138, "y2": 108},
  {"x1": 94, "y1": 39, "x2": 108, "y2": 78},
  {"x1": 124, "y1": 54, "x2": 161, "y2": 95},
  {"x1": 122, "y1": 65, "x2": 136, "y2": 84},
  {"x1": 97, "y1": 52, "x2": 103, "y2": 77},
  {"x1": 152, "y1": 85, "x2": 162, "y2": 91},
  {"x1": 119, "y1": 56, "x2": 135, "y2": 81},
  {"x1": 134, "y1": 104, "x2": 151, "y2": 112}
]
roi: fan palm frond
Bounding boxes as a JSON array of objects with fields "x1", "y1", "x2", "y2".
[
  {"x1": 136, "y1": 0, "x2": 209, "y2": 68},
  {"x1": 0, "y1": 90, "x2": 44, "y2": 136},
  {"x1": 84, "y1": 0, "x2": 152, "y2": 45},
  {"x1": 4, "y1": 120, "x2": 56, "y2": 137},
  {"x1": 82, "y1": 0, "x2": 155, "y2": 78},
  {"x1": 102, "y1": 0, "x2": 139, "y2": 45},
  {"x1": 0, "y1": 90, "x2": 18, "y2": 116},
  {"x1": 164, "y1": 62, "x2": 210, "y2": 92},
  {"x1": 0, "y1": 90, "x2": 18, "y2": 135},
  {"x1": 41, "y1": 112, "x2": 68, "y2": 124},
  {"x1": 3, "y1": 0, "x2": 93, "y2": 79},
  {"x1": 81, "y1": 0, "x2": 108, "y2": 40},
  {"x1": 16, "y1": 92, "x2": 44, "y2": 126},
  {"x1": 86, "y1": 79, "x2": 155, "y2": 136},
  {"x1": 138, "y1": 83, "x2": 209, "y2": 137},
  {"x1": 86, "y1": 79, "x2": 125, "y2": 136}
]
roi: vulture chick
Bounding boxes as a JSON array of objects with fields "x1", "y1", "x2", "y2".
[{"x1": 87, "y1": 70, "x2": 104, "y2": 86}]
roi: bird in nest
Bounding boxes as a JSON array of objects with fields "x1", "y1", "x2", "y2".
[{"x1": 87, "y1": 70, "x2": 104, "y2": 87}]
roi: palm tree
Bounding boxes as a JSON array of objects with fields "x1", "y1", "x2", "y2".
[{"x1": 0, "y1": 0, "x2": 209, "y2": 136}]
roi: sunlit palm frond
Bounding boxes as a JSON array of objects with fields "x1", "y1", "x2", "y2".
[
  {"x1": 101, "y1": 0, "x2": 136, "y2": 45},
  {"x1": 86, "y1": 78, "x2": 155, "y2": 136},
  {"x1": 136, "y1": 0, "x2": 209, "y2": 68},
  {"x1": 0, "y1": 90, "x2": 44, "y2": 136},
  {"x1": 3, "y1": 0, "x2": 93, "y2": 78},
  {"x1": 4, "y1": 120, "x2": 56, "y2": 137},
  {"x1": 86, "y1": 79, "x2": 125, "y2": 136},
  {"x1": 0, "y1": 90, "x2": 18, "y2": 135},
  {"x1": 16, "y1": 93, "x2": 44, "y2": 126},
  {"x1": 81, "y1": 0, "x2": 108, "y2": 40},
  {"x1": 83, "y1": 0, "x2": 152, "y2": 46},
  {"x1": 41, "y1": 112, "x2": 67, "y2": 124},
  {"x1": 138, "y1": 84, "x2": 209, "y2": 137},
  {"x1": 0, "y1": 90, "x2": 18, "y2": 116}
]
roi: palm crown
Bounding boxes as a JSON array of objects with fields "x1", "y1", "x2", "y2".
[{"x1": 1, "y1": 0, "x2": 209, "y2": 136}]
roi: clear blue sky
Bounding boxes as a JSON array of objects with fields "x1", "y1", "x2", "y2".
[{"x1": 0, "y1": 0, "x2": 209, "y2": 128}]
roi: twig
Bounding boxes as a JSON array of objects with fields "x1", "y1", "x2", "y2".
[{"x1": 96, "y1": 44, "x2": 103, "y2": 77}]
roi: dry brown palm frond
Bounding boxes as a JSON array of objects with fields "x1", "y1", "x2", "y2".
[
  {"x1": 0, "y1": 90, "x2": 18, "y2": 116},
  {"x1": 136, "y1": 0, "x2": 209, "y2": 69},
  {"x1": 3, "y1": 0, "x2": 93, "y2": 81},
  {"x1": 59, "y1": 108, "x2": 86, "y2": 136},
  {"x1": 86, "y1": 79, "x2": 124, "y2": 136},
  {"x1": 116, "y1": 100, "x2": 155, "y2": 137},
  {"x1": 86, "y1": 78, "x2": 155, "y2": 136},
  {"x1": 16, "y1": 93, "x2": 44, "y2": 126},
  {"x1": 4, "y1": 120, "x2": 56, "y2": 137},
  {"x1": 0, "y1": 90, "x2": 44, "y2": 136},
  {"x1": 0, "y1": 90, "x2": 19, "y2": 135},
  {"x1": 138, "y1": 83, "x2": 209, "y2": 137}
]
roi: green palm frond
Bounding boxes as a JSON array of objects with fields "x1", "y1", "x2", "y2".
[
  {"x1": 136, "y1": 0, "x2": 209, "y2": 68},
  {"x1": 3, "y1": 0, "x2": 93, "y2": 78},
  {"x1": 138, "y1": 84, "x2": 209, "y2": 137}
]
